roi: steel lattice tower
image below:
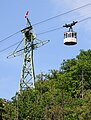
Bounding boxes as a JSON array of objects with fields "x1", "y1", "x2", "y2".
[
  {"x1": 20, "y1": 25, "x2": 35, "y2": 92},
  {"x1": 7, "y1": 12, "x2": 49, "y2": 119},
  {"x1": 7, "y1": 11, "x2": 49, "y2": 94}
]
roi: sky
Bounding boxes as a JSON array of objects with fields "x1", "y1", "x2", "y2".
[{"x1": 0, "y1": 0, "x2": 91, "y2": 100}]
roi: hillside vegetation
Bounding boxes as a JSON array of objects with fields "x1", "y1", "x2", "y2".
[{"x1": 1, "y1": 49, "x2": 91, "y2": 120}]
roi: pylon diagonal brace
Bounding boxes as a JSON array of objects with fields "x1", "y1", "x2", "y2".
[{"x1": 19, "y1": 28, "x2": 35, "y2": 93}]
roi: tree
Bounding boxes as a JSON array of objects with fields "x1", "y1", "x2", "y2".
[{"x1": 1, "y1": 49, "x2": 91, "y2": 119}]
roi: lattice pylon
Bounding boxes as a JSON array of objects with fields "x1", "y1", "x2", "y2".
[{"x1": 19, "y1": 27, "x2": 35, "y2": 93}]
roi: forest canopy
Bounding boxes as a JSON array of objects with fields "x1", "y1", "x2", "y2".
[{"x1": 0, "y1": 49, "x2": 91, "y2": 120}]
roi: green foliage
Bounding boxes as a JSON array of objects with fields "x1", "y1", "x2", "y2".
[{"x1": 1, "y1": 49, "x2": 91, "y2": 119}]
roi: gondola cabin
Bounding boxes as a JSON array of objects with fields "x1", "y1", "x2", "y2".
[
  {"x1": 63, "y1": 21, "x2": 78, "y2": 45},
  {"x1": 64, "y1": 31, "x2": 77, "y2": 45}
]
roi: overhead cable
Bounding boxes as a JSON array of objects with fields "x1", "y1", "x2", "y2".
[
  {"x1": 0, "y1": 30, "x2": 21, "y2": 43},
  {"x1": 0, "y1": 2, "x2": 91, "y2": 43},
  {"x1": 37, "y1": 16, "x2": 91, "y2": 35},
  {"x1": 33, "y1": 2, "x2": 91, "y2": 26},
  {"x1": 37, "y1": 26, "x2": 63, "y2": 35},
  {"x1": 0, "y1": 40, "x2": 23, "y2": 53},
  {"x1": 1, "y1": 15, "x2": 91, "y2": 53},
  {"x1": 78, "y1": 16, "x2": 91, "y2": 23}
]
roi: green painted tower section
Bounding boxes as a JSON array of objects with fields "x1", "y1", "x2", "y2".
[
  {"x1": 19, "y1": 18, "x2": 35, "y2": 93},
  {"x1": 7, "y1": 12, "x2": 50, "y2": 94},
  {"x1": 6, "y1": 12, "x2": 50, "y2": 119}
]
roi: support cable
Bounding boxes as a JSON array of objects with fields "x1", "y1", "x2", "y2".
[
  {"x1": 32, "y1": 2, "x2": 91, "y2": 26},
  {"x1": 0, "y1": 16, "x2": 91, "y2": 53},
  {"x1": 0, "y1": 2, "x2": 91, "y2": 44},
  {"x1": 0, "y1": 31, "x2": 21, "y2": 43},
  {"x1": 0, "y1": 40, "x2": 22, "y2": 53},
  {"x1": 37, "y1": 16, "x2": 91, "y2": 35},
  {"x1": 78, "y1": 16, "x2": 91, "y2": 23}
]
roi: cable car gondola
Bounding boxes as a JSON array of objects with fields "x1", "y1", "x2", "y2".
[{"x1": 63, "y1": 21, "x2": 78, "y2": 45}]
